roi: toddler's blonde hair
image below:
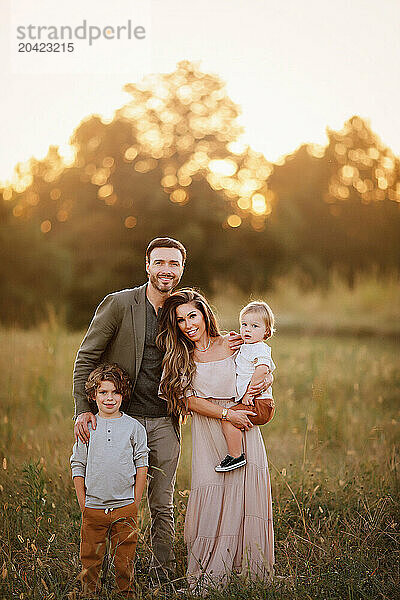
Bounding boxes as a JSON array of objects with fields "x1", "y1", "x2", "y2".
[{"x1": 239, "y1": 301, "x2": 275, "y2": 339}]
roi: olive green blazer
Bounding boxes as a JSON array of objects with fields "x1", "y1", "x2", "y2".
[{"x1": 73, "y1": 283, "x2": 149, "y2": 417}]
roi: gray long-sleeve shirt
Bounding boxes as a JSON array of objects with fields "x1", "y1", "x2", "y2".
[{"x1": 70, "y1": 413, "x2": 149, "y2": 509}]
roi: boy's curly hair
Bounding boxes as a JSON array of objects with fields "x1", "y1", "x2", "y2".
[{"x1": 85, "y1": 363, "x2": 132, "y2": 405}]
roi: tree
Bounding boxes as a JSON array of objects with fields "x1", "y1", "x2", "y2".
[
  {"x1": 0, "y1": 197, "x2": 71, "y2": 325},
  {"x1": 2, "y1": 65, "x2": 399, "y2": 326},
  {"x1": 268, "y1": 117, "x2": 400, "y2": 285},
  {"x1": 3, "y1": 62, "x2": 280, "y2": 326},
  {"x1": 324, "y1": 116, "x2": 400, "y2": 283}
]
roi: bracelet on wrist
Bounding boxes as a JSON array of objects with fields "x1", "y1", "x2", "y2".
[{"x1": 221, "y1": 407, "x2": 229, "y2": 420}]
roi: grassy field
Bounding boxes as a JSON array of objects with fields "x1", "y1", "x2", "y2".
[
  {"x1": 0, "y1": 310, "x2": 399, "y2": 598},
  {"x1": 213, "y1": 272, "x2": 400, "y2": 338}
]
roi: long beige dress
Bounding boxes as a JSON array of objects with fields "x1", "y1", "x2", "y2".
[{"x1": 184, "y1": 355, "x2": 274, "y2": 593}]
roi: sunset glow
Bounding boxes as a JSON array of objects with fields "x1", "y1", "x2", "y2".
[{"x1": 1, "y1": 0, "x2": 400, "y2": 189}]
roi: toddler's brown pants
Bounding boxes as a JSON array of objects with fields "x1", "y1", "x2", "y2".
[{"x1": 80, "y1": 502, "x2": 138, "y2": 594}]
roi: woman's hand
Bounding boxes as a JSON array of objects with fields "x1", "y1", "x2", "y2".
[
  {"x1": 227, "y1": 331, "x2": 244, "y2": 352},
  {"x1": 247, "y1": 371, "x2": 274, "y2": 397},
  {"x1": 227, "y1": 408, "x2": 255, "y2": 430},
  {"x1": 188, "y1": 396, "x2": 254, "y2": 429}
]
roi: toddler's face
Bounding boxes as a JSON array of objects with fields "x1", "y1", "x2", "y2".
[
  {"x1": 95, "y1": 380, "x2": 122, "y2": 419},
  {"x1": 240, "y1": 312, "x2": 268, "y2": 344}
]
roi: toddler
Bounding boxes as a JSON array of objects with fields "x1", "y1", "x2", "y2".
[
  {"x1": 215, "y1": 301, "x2": 275, "y2": 472},
  {"x1": 70, "y1": 363, "x2": 149, "y2": 595}
]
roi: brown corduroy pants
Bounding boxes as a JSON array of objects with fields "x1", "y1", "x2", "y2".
[{"x1": 80, "y1": 502, "x2": 138, "y2": 594}]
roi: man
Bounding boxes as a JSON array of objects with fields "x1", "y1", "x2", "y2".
[{"x1": 73, "y1": 237, "x2": 186, "y2": 583}]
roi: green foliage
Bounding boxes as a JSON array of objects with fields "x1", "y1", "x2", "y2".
[
  {"x1": 270, "y1": 128, "x2": 400, "y2": 286},
  {"x1": 0, "y1": 206, "x2": 72, "y2": 326}
]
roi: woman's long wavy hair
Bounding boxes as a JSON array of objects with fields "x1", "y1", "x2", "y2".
[{"x1": 157, "y1": 288, "x2": 220, "y2": 419}]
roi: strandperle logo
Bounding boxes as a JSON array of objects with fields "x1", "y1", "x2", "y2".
[{"x1": 16, "y1": 20, "x2": 146, "y2": 46}]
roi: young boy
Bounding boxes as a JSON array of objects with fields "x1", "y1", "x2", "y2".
[
  {"x1": 215, "y1": 301, "x2": 276, "y2": 473},
  {"x1": 70, "y1": 363, "x2": 149, "y2": 596}
]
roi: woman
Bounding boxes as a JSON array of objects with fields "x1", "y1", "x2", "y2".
[{"x1": 158, "y1": 289, "x2": 274, "y2": 594}]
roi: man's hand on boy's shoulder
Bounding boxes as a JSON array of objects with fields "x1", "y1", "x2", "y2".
[
  {"x1": 227, "y1": 331, "x2": 244, "y2": 352},
  {"x1": 75, "y1": 411, "x2": 96, "y2": 443}
]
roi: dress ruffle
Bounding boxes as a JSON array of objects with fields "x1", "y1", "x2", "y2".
[{"x1": 184, "y1": 398, "x2": 274, "y2": 593}]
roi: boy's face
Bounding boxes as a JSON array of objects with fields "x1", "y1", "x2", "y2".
[
  {"x1": 94, "y1": 380, "x2": 123, "y2": 419},
  {"x1": 240, "y1": 312, "x2": 268, "y2": 344}
]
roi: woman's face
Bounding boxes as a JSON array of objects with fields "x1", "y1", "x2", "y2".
[{"x1": 175, "y1": 302, "x2": 207, "y2": 343}]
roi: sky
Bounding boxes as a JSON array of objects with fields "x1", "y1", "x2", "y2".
[{"x1": 1, "y1": 0, "x2": 400, "y2": 184}]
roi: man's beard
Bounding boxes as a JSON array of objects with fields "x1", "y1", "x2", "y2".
[{"x1": 149, "y1": 273, "x2": 180, "y2": 294}]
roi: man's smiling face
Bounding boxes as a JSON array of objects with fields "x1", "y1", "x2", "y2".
[{"x1": 146, "y1": 247, "x2": 184, "y2": 294}]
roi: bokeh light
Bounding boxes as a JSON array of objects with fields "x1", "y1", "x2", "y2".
[
  {"x1": 40, "y1": 220, "x2": 52, "y2": 233},
  {"x1": 105, "y1": 194, "x2": 117, "y2": 206},
  {"x1": 13, "y1": 204, "x2": 23, "y2": 217},
  {"x1": 237, "y1": 197, "x2": 251, "y2": 210},
  {"x1": 170, "y1": 189, "x2": 188, "y2": 204},
  {"x1": 50, "y1": 189, "x2": 61, "y2": 201},
  {"x1": 124, "y1": 216, "x2": 137, "y2": 228},
  {"x1": 161, "y1": 175, "x2": 178, "y2": 188},
  {"x1": 227, "y1": 214, "x2": 242, "y2": 228},
  {"x1": 209, "y1": 159, "x2": 237, "y2": 177},
  {"x1": 124, "y1": 147, "x2": 138, "y2": 161},
  {"x1": 98, "y1": 184, "x2": 113, "y2": 198},
  {"x1": 57, "y1": 210, "x2": 68, "y2": 222},
  {"x1": 251, "y1": 193, "x2": 267, "y2": 215}
]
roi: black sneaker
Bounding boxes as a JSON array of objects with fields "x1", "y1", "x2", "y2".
[{"x1": 215, "y1": 453, "x2": 246, "y2": 472}]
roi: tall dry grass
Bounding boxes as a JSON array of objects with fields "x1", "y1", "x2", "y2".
[
  {"x1": 212, "y1": 271, "x2": 400, "y2": 337},
  {"x1": 0, "y1": 278, "x2": 399, "y2": 599}
]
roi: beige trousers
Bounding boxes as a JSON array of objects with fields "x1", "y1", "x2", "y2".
[{"x1": 134, "y1": 416, "x2": 180, "y2": 582}]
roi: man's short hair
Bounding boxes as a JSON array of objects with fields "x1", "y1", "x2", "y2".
[{"x1": 146, "y1": 237, "x2": 186, "y2": 264}]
